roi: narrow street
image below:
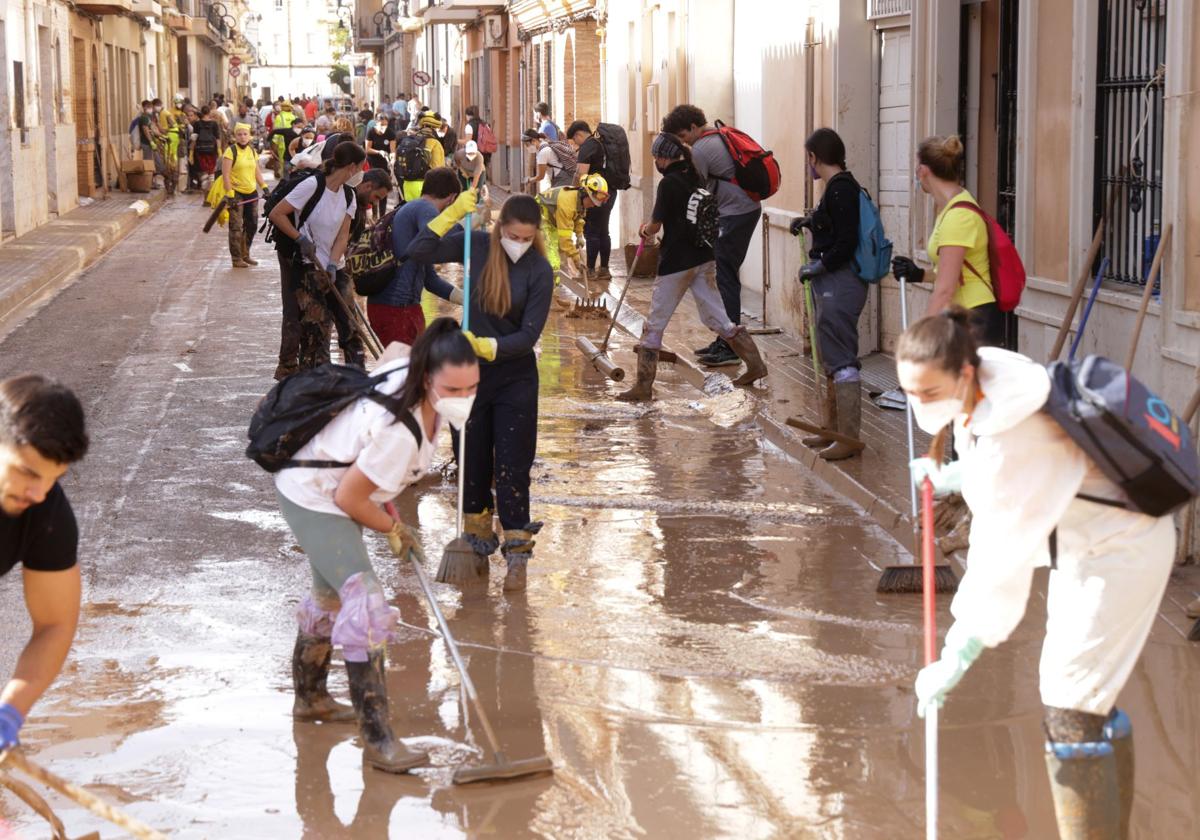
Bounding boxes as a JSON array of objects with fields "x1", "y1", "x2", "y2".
[{"x1": 0, "y1": 199, "x2": 1197, "y2": 839}]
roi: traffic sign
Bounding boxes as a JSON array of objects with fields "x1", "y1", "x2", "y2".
[
  {"x1": 228, "y1": 65, "x2": 241, "y2": 78},
  {"x1": 230, "y1": 56, "x2": 242, "y2": 68},
  {"x1": 412, "y1": 69, "x2": 431, "y2": 87}
]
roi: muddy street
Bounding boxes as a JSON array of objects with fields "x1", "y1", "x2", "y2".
[{"x1": 1, "y1": 199, "x2": 1198, "y2": 839}]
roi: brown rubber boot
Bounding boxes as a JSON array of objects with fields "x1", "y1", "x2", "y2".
[
  {"x1": 292, "y1": 632, "x2": 356, "y2": 723},
  {"x1": 803, "y1": 375, "x2": 837, "y2": 447},
  {"x1": 819, "y1": 379, "x2": 862, "y2": 461},
  {"x1": 727, "y1": 330, "x2": 767, "y2": 387},
  {"x1": 501, "y1": 527, "x2": 538, "y2": 592},
  {"x1": 616, "y1": 346, "x2": 658, "y2": 402},
  {"x1": 345, "y1": 651, "x2": 430, "y2": 773}
]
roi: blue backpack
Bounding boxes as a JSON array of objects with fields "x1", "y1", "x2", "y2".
[{"x1": 851, "y1": 186, "x2": 892, "y2": 283}]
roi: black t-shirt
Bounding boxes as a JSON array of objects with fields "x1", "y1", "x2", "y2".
[
  {"x1": 577, "y1": 136, "x2": 606, "y2": 180},
  {"x1": 651, "y1": 161, "x2": 714, "y2": 275},
  {"x1": 0, "y1": 483, "x2": 78, "y2": 578},
  {"x1": 365, "y1": 125, "x2": 395, "y2": 152}
]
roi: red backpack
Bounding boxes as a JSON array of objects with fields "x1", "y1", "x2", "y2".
[
  {"x1": 950, "y1": 201, "x2": 1026, "y2": 312},
  {"x1": 700, "y1": 120, "x2": 781, "y2": 202},
  {"x1": 476, "y1": 121, "x2": 498, "y2": 154}
]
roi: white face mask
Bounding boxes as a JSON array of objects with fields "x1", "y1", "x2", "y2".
[
  {"x1": 375, "y1": 124, "x2": 387, "y2": 133},
  {"x1": 346, "y1": 170, "x2": 364, "y2": 188},
  {"x1": 432, "y1": 386, "x2": 475, "y2": 430},
  {"x1": 910, "y1": 379, "x2": 966, "y2": 435},
  {"x1": 500, "y1": 236, "x2": 532, "y2": 263}
]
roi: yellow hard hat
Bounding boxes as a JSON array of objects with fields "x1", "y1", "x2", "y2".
[{"x1": 581, "y1": 173, "x2": 609, "y2": 203}]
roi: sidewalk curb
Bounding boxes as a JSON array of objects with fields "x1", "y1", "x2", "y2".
[
  {"x1": 561, "y1": 275, "x2": 919, "y2": 557},
  {"x1": 0, "y1": 190, "x2": 168, "y2": 331}
]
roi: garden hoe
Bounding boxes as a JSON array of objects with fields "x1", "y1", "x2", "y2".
[{"x1": 386, "y1": 502, "x2": 555, "y2": 784}]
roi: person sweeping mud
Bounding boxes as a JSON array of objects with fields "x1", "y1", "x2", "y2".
[
  {"x1": 537, "y1": 173, "x2": 609, "y2": 307},
  {"x1": 275, "y1": 320, "x2": 479, "y2": 773},
  {"x1": 618, "y1": 132, "x2": 766, "y2": 400},
  {"x1": 789, "y1": 128, "x2": 867, "y2": 461},
  {"x1": 897, "y1": 309, "x2": 1174, "y2": 839},
  {"x1": 407, "y1": 191, "x2": 553, "y2": 591},
  {"x1": 0, "y1": 375, "x2": 88, "y2": 755}
]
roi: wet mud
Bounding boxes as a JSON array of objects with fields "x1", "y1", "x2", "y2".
[{"x1": 0, "y1": 201, "x2": 1198, "y2": 838}]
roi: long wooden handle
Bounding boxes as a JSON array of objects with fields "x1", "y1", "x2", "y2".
[
  {"x1": 2, "y1": 749, "x2": 167, "y2": 840},
  {"x1": 1124, "y1": 224, "x2": 1172, "y2": 372},
  {"x1": 784, "y1": 415, "x2": 864, "y2": 450},
  {"x1": 1049, "y1": 218, "x2": 1106, "y2": 362}
]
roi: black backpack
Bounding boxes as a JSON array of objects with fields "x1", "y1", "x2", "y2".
[
  {"x1": 193, "y1": 120, "x2": 220, "y2": 154},
  {"x1": 593, "y1": 123, "x2": 631, "y2": 190},
  {"x1": 260, "y1": 170, "x2": 353, "y2": 259},
  {"x1": 1044, "y1": 355, "x2": 1200, "y2": 516},
  {"x1": 346, "y1": 205, "x2": 405, "y2": 296},
  {"x1": 394, "y1": 134, "x2": 431, "y2": 181},
  {"x1": 246, "y1": 363, "x2": 419, "y2": 472}
]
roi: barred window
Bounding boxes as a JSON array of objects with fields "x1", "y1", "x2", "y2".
[{"x1": 1093, "y1": 0, "x2": 1167, "y2": 288}]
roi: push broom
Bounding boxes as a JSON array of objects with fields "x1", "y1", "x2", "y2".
[
  {"x1": 436, "y1": 212, "x2": 487, "y2": 584},
  {"x1": 386, "y1": 503, "x2": 554, "y2": 784},
  {"x1": 574, "y1": 237, "x2": 647, "y2": 382},
  {"x1": 920, "y1": 477, "x2": 940, "y2": 840},
  {"x1": 877, "y1": 270, "x2": 958, "y2": 594}
]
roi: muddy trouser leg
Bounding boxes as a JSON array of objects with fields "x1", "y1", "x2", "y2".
[
  {"x1": 296, "y1": 266, "x2": 333, "y2": 370},
  {"x1": 242, "y1": 193, "x2": 259, "y2": 250},
  {"x1": 812, "y1": 266, "x2": 868, "y2": 378},
  {"x1": 713, "y1": 207, "x2": 761, "y2": 326},
  {"x1": 227, "y1": 196, "x2": 246, "y2": 261},
  {"x1": 277, "y1": 254, "x2": 303, "y2": 374},
  {"x1": 329, "y1": 270, "x2": 366, "y2": 368},
  {"x1": 642, "y1": 267, "x2": 699, "y2": 350},
  {"x1": 583, "y1": 198, "x2": 614, "y2": 271}
]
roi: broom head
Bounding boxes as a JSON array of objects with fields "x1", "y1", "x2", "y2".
[
  {"x1": 452, "y1": 754, "x2": 554, "y2": 785},
  {"x1": 876, "y1": 563, "x2": 959, "y2": 594},
  {"x1": 436, "y1": 536, "x2": 487, "y2": 585}
]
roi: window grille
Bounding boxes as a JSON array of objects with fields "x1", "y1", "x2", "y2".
[{"x1": 1093, "y1": 0, "x2": 1167, "y2": 288}]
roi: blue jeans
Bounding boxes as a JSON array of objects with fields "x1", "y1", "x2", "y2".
[{"x1": 714, "y1": 208, "x2": 762, "y2": 324}]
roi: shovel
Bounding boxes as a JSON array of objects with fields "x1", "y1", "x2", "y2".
[
  {"x1": 386, "y1": 503, "x2": 554, "y2": 784},
  {"x1": 574, "y1": 238, "x2": 649, "y2": 382}
]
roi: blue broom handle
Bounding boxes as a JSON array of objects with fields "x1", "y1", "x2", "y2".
[
  {"x1": 462, "y1": 213, "x2": 472, "y2": 333},
  {"x1": 1069, "y1": 257, "x2": 1110, "y2": 363}
]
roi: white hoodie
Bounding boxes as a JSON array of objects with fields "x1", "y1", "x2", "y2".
[{"x1": 949, "y1": 347, "x2": 1124, "y2": 648}]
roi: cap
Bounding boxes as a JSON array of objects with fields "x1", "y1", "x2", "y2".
[
  {"x1": 522, "y1": 128, "x2": 540, "y2": 142},
  {"x1": 650, "y1": 131, "x2": 684, "y2": 161},
  {"x1": 464, "y1": 140, "x2": 479, "y2": 160}
]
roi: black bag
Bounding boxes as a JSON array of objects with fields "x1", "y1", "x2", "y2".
[
  {"x1": 246, "y1": 362, "x2": 416, "y2": 472},
  {"x1": 684, "y1": 185, "x2": 719, "y2": 249},
  {"x1": 594, "y1": 123, "x2": 631, "y2": 190},
  {"x1": 193, "y1": 120, "x2": 220, "y2": 154},
  {"x1": 1044, "y1": 355, "x2": 1200, "y2": 516},
  {"x1": 260, "y1": 171, "x2": 352, "y2": 259},
  {"x1": 394, "y1": 134, "x2": 431, "y2": 181}
]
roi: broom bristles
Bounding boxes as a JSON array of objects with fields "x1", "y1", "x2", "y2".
[
  {"x1": 1189, "y1": 618, "x2": 1200, "y2": 643},
  {"x1": 436, "y1": 537, "x2": 486, "y2": 585},
  {"x1": 876, "y1": 564, "x2": 959, "y2": 594}
]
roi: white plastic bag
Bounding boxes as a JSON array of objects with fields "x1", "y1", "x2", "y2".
[{"x1": 290, "y1": 139, "x2": 327, "y2": 170}]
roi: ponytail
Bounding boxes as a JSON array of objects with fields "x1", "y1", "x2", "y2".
[
  {"x1": 896, "y1": 306, "x2": 980, "y2": 463},
  {"x1": 392, "y1": 317, "x2": 477, "y2": 420}
]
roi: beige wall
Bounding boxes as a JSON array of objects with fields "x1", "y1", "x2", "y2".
[
  {"x1": 1186, "y1": 9, "x2": 1200, "y2": 311},
  {"x1": 1029, "y1": 0, "x2": 1072, "y2": 283}
]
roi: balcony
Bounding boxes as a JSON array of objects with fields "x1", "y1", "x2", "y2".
[
  {"x1": 163, "y1": 9, "x2": 191, "y2": 31},
  {"x1": 203, "y1": 4, "x2": 231, "y2": 44},
  {"x1": 130, "y1": 0, "x2": 163, "y2": 16},
  {"x1": 74, "y1": 0, "x2": 133, "y2": 14},
  {"x1": 866, "y1": 0, "x2": 911, "y2": 19}
]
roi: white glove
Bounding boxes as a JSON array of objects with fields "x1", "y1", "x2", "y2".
[{"x1": 909, "y1": 457, "x2": 964, "y2": 497}]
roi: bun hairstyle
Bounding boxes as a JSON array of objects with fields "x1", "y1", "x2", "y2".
[
  {"x1": 322, "y1": 140, "x2": 366, "y2": 176},
  {"x1": 897, "y1": 306, "x2": 980, "y2": 461},
  {"x1": 480, "y1": 195, "x2": 546, "y2": 317},
  {"x1": 393, "y1": 317, "x2": 477, "y2": 420},
  {"x1": 917, "y1": 134, "x2": 966, "y2": 183}
]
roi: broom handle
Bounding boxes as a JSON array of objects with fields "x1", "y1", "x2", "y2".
[
  {"x1": 601, "y1": 238, "x2": 645, "y2": 352},
  {"x1": 1124, "y1": 224, "x2": 1171, "y2": 372},
  {"x1": 804, "y1": 277, "x2": 824, "y2": 404},
  {"x1": 900, "y1": 275, "x2": 918, "y2": 521},
  {"x1": 1068, "y1": 258, "x2": 1109, "y2": 363},
  {"x1": 458, "y1": 213, "x2": 472, "y2": 535},
  {"x1": 921, "y1": 477, "x2": 938, "y2": 839},
  {"x1": 386, "y1": 504, "x2": 506, "y2": 761},
  {"x1": 0, "y1": 748, "x2": 167, "y2": 840}
]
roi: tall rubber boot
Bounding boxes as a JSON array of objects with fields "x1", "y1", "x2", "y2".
[
  {"x1": 727, "y1": 330, "x2": 767, "y2": 387},
  {"x1": 292, "y1": 632, "x2": 356, "y2": 723},
  {"x1": 345, "y1": 651, "x2": 430, "y2": 773},
  {"x1": 1043, "y1": 740, "x2": 1122, "y2": 840},
  {"x1": 803, "y1": 375, "x2": 837, "y2": 447},
  {"x1": 819, "y1": 380, "x2": 862, "y2": 461},
  {"x1": 501, "y1": 525, "x2": 540, "y2": 592},
  {"x1": 1105, "y1": 709, "x2": 1134, "y2": 838},
  {"x1": 616, "y1": 346, "x2": 658, "y2": 401},
  {"x1": 463, "y1": 509, "x2": 499, "y2": 576}
]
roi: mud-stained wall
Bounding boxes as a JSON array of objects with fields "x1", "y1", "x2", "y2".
[{"x1": 1030, "y1": 1, "x2": 1072, "y2": 283}]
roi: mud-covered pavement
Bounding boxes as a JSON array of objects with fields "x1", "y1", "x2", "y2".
[{"x1": 1, "y1": 199, "x2": 1198, "y2": 839}]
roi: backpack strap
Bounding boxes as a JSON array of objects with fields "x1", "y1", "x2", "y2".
[
  {"x1": 296, "y1": 173, "x2": 327, "y2": 229},
  {"x1": 946, "y1": 200, "x2": 992, "y2": 289}
]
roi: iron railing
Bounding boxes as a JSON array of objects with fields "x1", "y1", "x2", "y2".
[
  {"x1": 867, "y1": 0, "x2": 911, "y2": 20},
  {"x1": 1093, "y1": 0, "x2": 1167, "y2": 288},
  {"x1": 995, "y1": 0, "x2": 1019, "y2": 237}
]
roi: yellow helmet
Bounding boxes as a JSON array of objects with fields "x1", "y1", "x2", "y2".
[{"x1": 581, "y1": 173, "x2": 609, "y2": 204}]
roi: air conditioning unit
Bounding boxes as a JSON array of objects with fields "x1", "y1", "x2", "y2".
[{"x1": 483, "y1": 15, "x2": 506, "y2": 49}]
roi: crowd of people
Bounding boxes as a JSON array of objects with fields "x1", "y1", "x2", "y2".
[{"x1": 0, "y1": 89, "x2": 1187, "y2": 840}]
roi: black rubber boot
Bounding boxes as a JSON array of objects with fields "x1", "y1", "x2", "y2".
[
  {"x1": 1044, "y1": 740, "x2": 1122, "y2": 840},
  {"x1": 292, "y1": 632, "x2": 356, "y2": 723},
  {"x1": 345, "y1": 651, "x2": 430, "y2": 773}
]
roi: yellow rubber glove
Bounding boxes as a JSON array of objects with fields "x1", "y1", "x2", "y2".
[
  {"x1": 463, "y1": 330, "x2": 497, "y2": 362},
  {"x1": 225, "y1": 188, "x2": 235, "y2": 199},
  {"x1": 386, "y1": 520, "x2": 425, "y2": 564},
  {"x1": 428, "y1": 188, "x2": 479, "y2": 237}
]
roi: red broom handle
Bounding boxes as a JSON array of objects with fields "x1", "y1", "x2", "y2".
[{"x1": 922, "y1": 477, "x2": 937, "y2": 665}]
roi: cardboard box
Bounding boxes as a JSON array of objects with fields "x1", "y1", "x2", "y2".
[
  {"x1": 126, "y1": 171, "x2": 153, "y2": 193},
  {"x1": 122, "y1": 158, "x2": 156, "y2": 174}
]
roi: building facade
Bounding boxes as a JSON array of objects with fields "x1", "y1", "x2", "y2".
[{"x1": 248, "y1": 0, "x2": 341, "y2": 101}]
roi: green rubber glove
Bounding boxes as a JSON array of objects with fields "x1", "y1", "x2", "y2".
[
  {"x1": 463, "y1": 330, "x2": 497, "y2": 362},
  {"x1": 428, "y1": 188, "x2": 479, "y2": 237},
  {"x1": 909, "y1": 457, "x2": 964, "y2": 497},
  {"x1": 915, "y1": 624, "x2": 985, "y2": 718}
]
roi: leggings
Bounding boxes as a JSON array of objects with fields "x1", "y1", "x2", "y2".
[
  {"x1": 464, "y1": 354, "x2": 539, "y2": 530},
  {"x1": 584, "y1": 197, "x2": 614, "y2": 270},
  {"x1": 277, "y1": 489, "x2": 381, "y2": 606}
]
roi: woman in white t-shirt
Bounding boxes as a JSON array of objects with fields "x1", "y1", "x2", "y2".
[
  {"x1": 276, "y1": 318, "x2": 480, "y2": 774},
  {"x1": 268, "y1": 142, "x2": 366, "y2": 369}
]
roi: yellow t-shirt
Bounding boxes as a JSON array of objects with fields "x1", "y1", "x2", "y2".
[
  {"x1": 927, "y1": 190, "x2": 995, "y2": 309},
  {"x1": 425, "y1": 137, "x2": 445, "y2": 169},
  {"x1": 222, "y1": 144, "x2": 259, "y2": 195}
]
